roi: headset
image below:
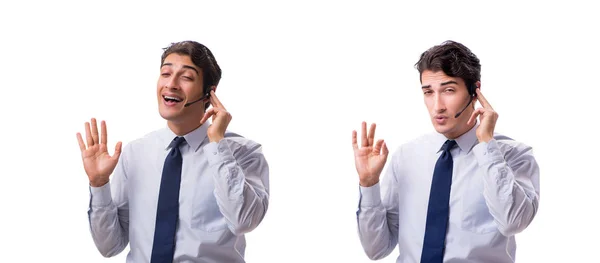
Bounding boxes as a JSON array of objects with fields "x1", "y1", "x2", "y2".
[
  {"x1": 184, "y1": 46, "x2": 217, "y2": 108},
  {"x1": 184, "y1": 85, "x2": 212, "y2": 107},
  {"x1": 454, "y1": 82, "x2": 478, "y2": 118}
]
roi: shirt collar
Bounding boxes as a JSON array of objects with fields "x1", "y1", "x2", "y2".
[
  {"x1": 434, "y1": 122, "x2": 480, "y2": 154},
  {"x1": 159, "y1": 121, "x2": 210, "y2": 152}
]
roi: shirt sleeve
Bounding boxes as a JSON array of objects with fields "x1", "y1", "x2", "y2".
[
  {"x1": 472, "y1": 138, "x2": 540, "y2": 236},
  {"x1": 87, "y1": 145, "x2": 130, "y2": 257},
  {"x1": 204, "y1": 136, "x2": 270, "y2": 236},
  {"x1": 356, "y1": 150, "x2": 400, "y2": 260}
]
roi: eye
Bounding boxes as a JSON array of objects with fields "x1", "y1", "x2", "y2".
[
  {"x1": 182, "y1": 76, "x2": 194, "y2": 81},
  {"x1": 161, "y1": 73, "x2": 171, "y2": 77},
  {"x1": 423, "y1": 90, "x2": 433, "y2": 95},
  {"x1": 444, "y1": 88, "x2": 455, "y2": 93}
]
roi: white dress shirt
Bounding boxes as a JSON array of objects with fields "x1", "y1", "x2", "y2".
[
  {"x1": 357, "y1": 123, "x2": 540, "y2": 263},
  {"x1": 87, "y1": 121, "x2": 270, "y2": 263}
]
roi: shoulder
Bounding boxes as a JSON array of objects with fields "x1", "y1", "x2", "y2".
[
  {"x1": 386, "y1": 132, "x2": 438, "y2": 164},
  {"x1": 222, "y1": 130, "x2": 264, "y2": 154},
  {"x1": 484, "y1": 132, "x2": 538, "y2": 168},
  {"x1": 491, "y1": 132, "x2": 533, "y2": 154},
  {"x1": 394, "y1": 132, "x2": 438, "y2": 155},
  {"x1": 121, "y1": 128, "x2": 166, "y2": 155}
]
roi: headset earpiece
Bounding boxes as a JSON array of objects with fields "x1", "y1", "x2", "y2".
[
  {"x1": 454, "y1": 83, "x2": 477, "y2": 118},
  {"x1": 203, "y1": 85, "x2": 212, "y2": 98},
  {"x1": 468, "y1": 83, "x2": 478, "y2": 99}
]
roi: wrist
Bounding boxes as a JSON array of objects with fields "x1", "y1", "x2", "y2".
[
  {"x1": 208, "y1": 135, "x2": 224, "y2": 143},
  {"x1": 90, "y1": 178, "x2": 109, "y2": 188},
  {"x1": 359, "y1": 177, "x2": 379, "y2": 187},
  {"x1": 478, "y1": 134, "x2": 493, "y2": 143}
]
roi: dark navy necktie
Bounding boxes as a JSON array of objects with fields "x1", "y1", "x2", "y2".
[
  {"x1": 420, "y1": 139, "x2": 457, "y2": 263},
  {"x1": 150, "y1": 136, "x2": 186, "y2": 263}
]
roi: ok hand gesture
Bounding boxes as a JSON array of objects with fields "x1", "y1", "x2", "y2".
[{"x1": 352, "y1": 122, "x2": 389, "y2": 187}]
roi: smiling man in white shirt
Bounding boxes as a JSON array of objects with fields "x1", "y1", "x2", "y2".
[
  {"x1": 76, "y1": 40, "x2": 270, "y2": 263},
  {"x1": 353, "y1": 40, "x2": 540, "y2": 263}
]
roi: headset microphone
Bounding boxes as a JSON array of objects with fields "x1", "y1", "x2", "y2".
[
  {"x1": 454, "y1": 84, "x2": 477, "y2": 118},
  {"x1": 184, "y1": 88, "x2": 211, "y2": 107}
]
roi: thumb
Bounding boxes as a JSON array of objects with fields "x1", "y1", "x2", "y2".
[
  {"x1": 382, "y1": 142, "x2": 389, "y2": 157},
  {"x1": 467, "y1": 108, "x2": 482, "y2": 125},
  {"x1": 111, "y1": 141, "x2": 123, "y2": 161},
  {"x1": 200, "y1": 108, "x2": 215, "y2": 124}
]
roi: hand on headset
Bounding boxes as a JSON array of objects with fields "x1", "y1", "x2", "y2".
[
  {"x1": 200, "y1": 90, "x2": 232, "y2": 143},
  {"x1": 467, "y1": 88, "x2": 498, "y2": 143}
]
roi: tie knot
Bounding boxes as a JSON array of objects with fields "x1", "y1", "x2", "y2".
[
  {"x1": 441, "y1": 139, "x2": 457, "y2": 152},
  {"x1": 169, "y1": 136, "x2": 186, "y2": 149}
]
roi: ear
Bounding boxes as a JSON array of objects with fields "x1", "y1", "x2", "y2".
[
  {"x1": 203, "y1": 85, "x2": 216, "y2": 110},
  {"x1": 470, "y1": 81, "x2": 481, "y2": 108},
  {"x1": 471, "y1": 81, "x2": 481, "y2": 99}
]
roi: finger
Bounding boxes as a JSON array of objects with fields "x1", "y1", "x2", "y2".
[
  {"x1": 101, "y1": 120, "x2": 107, "y2": 145},
  {"x1": 373, "y1": 139, "x2": 384, "y2": 154},
  {"x1": 209, "y1": 90, "x2": 225, "y2": 109},
  {"x1": 200, "y1": 108, "x2": 216, "y2": 124},
  {"x1": 475, "y1": 89, "x2": 493, "y2": 110},
  {"x1": 361, "y1": 122, "x2": 368, "y2": 147},
  {"x1": 368, "y1": 123, "x2": 376, "y2": 146},
  {"x1": 76, "y1": 132, "x2": 86, "y2": 151},
  {"x1": 85, "y1": 122, "x2": 94, "y2": 146},
  {"x1": 382, "y1": 141, "x2": 389, "y2": 156},
  {"x1": 467, "y1": 108, "x2": 481, "y2": 125},
  {"x1": 467, "y1": 108, "x2": 484, "y2": 125},
  {"x1": 111, "y1": 141, "x2": 123, "y2": 161},
  {"x1": 208, "y1": 96, "x2": 219, "y2": 112},
  {"x1": 91, "y1": 118, "x2": 99, "y2": 145},
  {"x1": 352, "y1": 130, "x2": 359, "y2": 150}
]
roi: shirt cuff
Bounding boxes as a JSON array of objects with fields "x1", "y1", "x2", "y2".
[
  {"x1": 205, "y1": 139, "x2": 236, "y2": 166},
  {"x1": 89, "y1": 182, "x2": 113, "y2": 207},
  {"x1": 359, "y1": 183, "x2": 382, "y2": 208},
  {"x1": 472, "y1": 139, "x2": 505, "y2": 165}
]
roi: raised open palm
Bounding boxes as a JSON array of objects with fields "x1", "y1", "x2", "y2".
[
  {"x1": 76, "y1": 118, "x2": 122, "y2": 187},
  {"x1": 352, "y1": 122, "x2": 389, "y2": 187}
]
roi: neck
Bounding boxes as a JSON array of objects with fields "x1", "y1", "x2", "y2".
[
  {"x1": 167, "y1": 118, "x2": 204, "y2": 136},
  {"x1": 445, "y1": 120, "x2": 476, "y2": 140}
]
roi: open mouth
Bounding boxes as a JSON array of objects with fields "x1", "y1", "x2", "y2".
[{"x1": 163, "y1": 95, "x2": 183, "y2": 104}]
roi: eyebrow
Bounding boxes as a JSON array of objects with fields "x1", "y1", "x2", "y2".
[
  {"x1": 441, "y1": 80, "x2": 458, "y2": 86},
  {"x1": 421, "y1": 80, "x2": 459, "y2": 89},
  {"x1": 161, "y1": 63, "x2": 200, "y2": 75}
]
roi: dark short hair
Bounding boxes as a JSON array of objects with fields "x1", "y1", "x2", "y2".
[
  {"x1": 161, "y1": 41, "x2": 222, "y2": 109},
  {"x1": 415, "y1": 40, "x2": 481, "y2": 94}
]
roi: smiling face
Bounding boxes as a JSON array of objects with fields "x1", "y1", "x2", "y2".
[
  {"x1": 421, "y1": 70, "x2": 477, "y2": 139},
  {"x1": 156, "y1": 53, "x2": 207, "y2": 124}
]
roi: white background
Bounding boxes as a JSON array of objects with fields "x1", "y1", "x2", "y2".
[{"x1": 1, "y1": 0, "x2": 598, "y2": 262}]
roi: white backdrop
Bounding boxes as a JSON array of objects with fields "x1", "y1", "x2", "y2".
[{"x1": 1, "y1": 0, "x2": 598, "y2": 262}]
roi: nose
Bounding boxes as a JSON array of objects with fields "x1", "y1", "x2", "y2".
[
  {"x1": 433, "y1": 93, "x2": 445, "y2": 113},
  {"x1": 165, "y1": 76, "x2": 180, "y2": 90}
]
